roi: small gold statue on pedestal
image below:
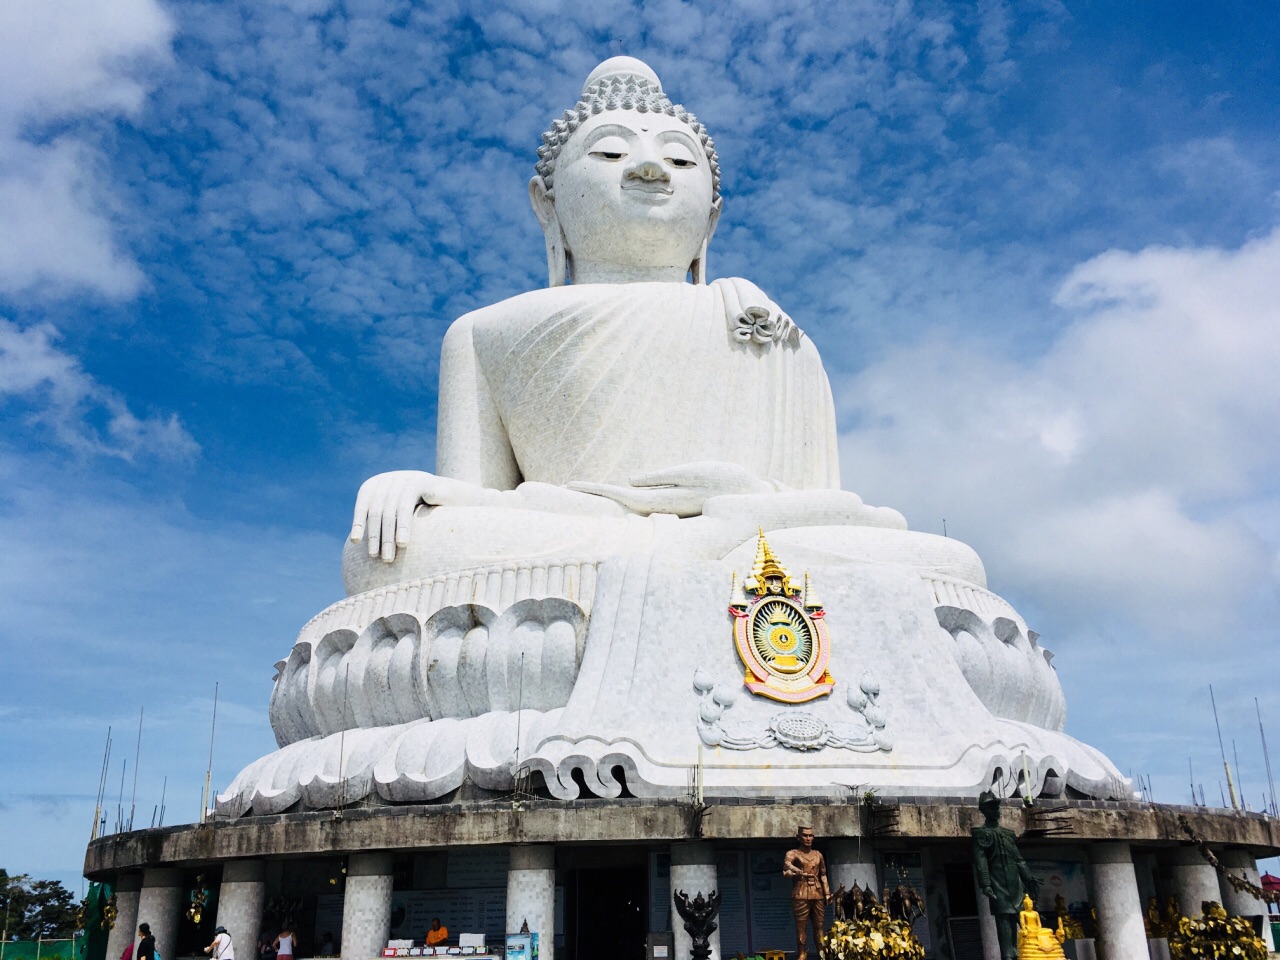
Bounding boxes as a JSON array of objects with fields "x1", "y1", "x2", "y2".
[{"x1": 1017, "y1": 895, "x2": 1067, "y2": 960}]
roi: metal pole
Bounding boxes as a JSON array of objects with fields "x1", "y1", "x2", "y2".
[
  {"x1": 338, "y1": 665, "x2": 350, "y2": 810},
  {"x1": 92, "y1": 727, "x2": 112, "y2": 841},
  {"x1": 201, "y1": 683, "x2": 219, "y2": 823},
  {"x1": 116, "y1": 759, "x2": 127, "y2": 833},
  {"x1": 513, "y1": 652, "x2": 525, "y2": 794},
  {"x1": 1210, "y1": 685, "x2": 1239, "y2": 810},
  {"x1": 129, "y1": 707, "x2": 143, "y2": 831},
  {"x1": 1257, "y1": 698, "x2": 1277, "y2": 817}
]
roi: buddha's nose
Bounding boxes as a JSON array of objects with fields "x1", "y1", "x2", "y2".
[{"x1": 626, "y1": 158, "x2": 669, "y2": 182}]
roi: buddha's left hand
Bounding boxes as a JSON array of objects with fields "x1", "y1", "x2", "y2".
[{"x1": 567, "y1": 461, "x2": 773, "y2": 517}]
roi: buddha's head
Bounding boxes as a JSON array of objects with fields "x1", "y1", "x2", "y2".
[{"x1": 530, "y1": 57, "x2": 722, "y2": 286}]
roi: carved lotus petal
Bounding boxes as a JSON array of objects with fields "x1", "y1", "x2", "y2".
[{"x1": 711, "y1": 684, "x2": 739, "y2": 707}]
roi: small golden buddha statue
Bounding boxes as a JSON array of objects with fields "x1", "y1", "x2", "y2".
[{"x1": 1018, "y1": 894, "x2": 1067, "y2": 960}]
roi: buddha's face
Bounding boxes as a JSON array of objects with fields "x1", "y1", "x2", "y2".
[{"x1": 546, "y1": 110, "x2": 716, "y2": 276}]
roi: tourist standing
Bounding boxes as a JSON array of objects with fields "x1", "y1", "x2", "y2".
[
  {"x1": 136, "y1": 924, "x2": 156, "y2": 960},
  {"x1": 205, "y1": 925, "x2": 234, "y2": 960},
  {"x1": 273, "y1": 927, "x2": 295, "y2": 960}
]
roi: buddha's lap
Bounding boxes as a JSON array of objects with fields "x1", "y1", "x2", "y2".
[{"x1": 341, "y1": 502, "x2": 987, "y2": 596}]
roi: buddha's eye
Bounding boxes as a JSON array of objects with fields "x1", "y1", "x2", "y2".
[
  {"x1": 588, "y1": 135, "x2": 628, "y2": 161},
  {"x1": 663, "y1": 143, "x2": 698, "y2": 169}
]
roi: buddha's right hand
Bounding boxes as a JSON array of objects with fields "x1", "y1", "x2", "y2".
[{"x1": 349, "y1": 470, "x2": 492, "y2": 563}]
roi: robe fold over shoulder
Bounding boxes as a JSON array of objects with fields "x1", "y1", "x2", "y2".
[{"x1": 470, "y1": 281, "x2": 841, "y2": 490}]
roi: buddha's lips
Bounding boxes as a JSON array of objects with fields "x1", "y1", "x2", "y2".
[{"x1": 623, "y1": 181, "x2": 673, "y2": 197}]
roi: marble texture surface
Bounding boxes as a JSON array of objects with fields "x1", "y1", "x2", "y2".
[
  {"x1": 218, "y1": 550, "x2": 1127, "y2": 815},
  {"x1": 341, "y1": 853, "x2": 393, "y2": 960},
  {"x1": 506, "y1": 847, "x2": 555, "y2": 960},
  {"x1": 671, "y1": 843, "x2": 720, "y2": 960}
]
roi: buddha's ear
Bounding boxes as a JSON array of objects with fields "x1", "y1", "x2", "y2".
[
  {"x1": 528, "y1": 175, "x2": 555, "y2": 229},
  {"x1": 690, "y1": 196, "x2": 723, "y2": 285},
  {"x1": 529, "y1": 175, "x2": 567, "y2": 287}
]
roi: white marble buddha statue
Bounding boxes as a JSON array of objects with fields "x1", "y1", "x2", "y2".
[
  {"x1": 342, "y1": 56, "x2": 979, "y2": 597},
  {"x1": 217, "y1": 57, "x2": 1129, "y2": 818}
]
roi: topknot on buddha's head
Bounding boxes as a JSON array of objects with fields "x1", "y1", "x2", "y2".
[{"x1": 534, "y1": 56, "x2": 721, "y2": 203}]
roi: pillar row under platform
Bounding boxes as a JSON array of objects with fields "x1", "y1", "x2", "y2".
[
  {"x1": 507, "y1": 846, "x2": 555, "y2": 960},
  {"x1": 137, "y1": 868, "x2": 183, "y2": 960},
  {"x1": 341, "y1": 853, "x2": 393, "y2": 960},
  {"x1": 106, "y1": 874, "x2": 142, "y2": 960},
  {"x1": 828, "y1": 838, "x2": 877, "y2": 894},
  {"x1": 1165, "y1": 846, "x2": 1223, "y2": 916},
  {"x1": 1090, "y1": 843, "x2": 1148, "y2": 960},
  {"x1": 216, "y1": 860, "x2": 265, "y2": 958},
  {"x1": 670, "y1": 842, "x2": 720, "y2": 960},
  {"x1": 1218, "y1": 849, "x2": 1276, "y2": 951}
]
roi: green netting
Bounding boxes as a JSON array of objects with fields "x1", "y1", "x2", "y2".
[{"x1": 0, "y1": 938, "x2": 84, "y2": 960}]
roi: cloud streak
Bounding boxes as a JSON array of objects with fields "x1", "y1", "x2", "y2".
[
  {"x1": 0, "y1": 320, "x2": 197, "y2": 461},
  {"x1": 0, "y1": 0, "x2": 172, "y2": 298}
]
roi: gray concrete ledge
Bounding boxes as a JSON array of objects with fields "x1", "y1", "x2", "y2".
[{"x1": 84, "y1": 797, "x2": 1280, "y2": 879}]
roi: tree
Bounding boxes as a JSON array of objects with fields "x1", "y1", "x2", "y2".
[{"x1": 1, "y1": 869, "x2": 81, "y2": 940}]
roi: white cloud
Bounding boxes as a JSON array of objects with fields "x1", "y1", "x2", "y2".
[
  {"x1": 0, "y1": 319, "x2": 198, "y2": 461},
  {"x1": 0, "y1": 0, "x2": 173, "y2": 298},
  {"x1": 837, "y1": 226, "x2": 1280, "y2": 639}
]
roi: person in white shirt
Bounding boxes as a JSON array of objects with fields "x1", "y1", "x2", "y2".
[{"x1": 205, "y1": 927, "x2": 234, "y2": 960}]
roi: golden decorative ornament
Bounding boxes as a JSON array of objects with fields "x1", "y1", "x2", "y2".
[{"x1": 729, "y1": 530, "x2": 834, "y2": 703}]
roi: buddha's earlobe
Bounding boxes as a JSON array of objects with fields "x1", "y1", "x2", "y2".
[
  {"x1": 529, "y1": 175, "x2": 568, "y2": 287},
  {"x1": 691, "y1": 197, "x2": 723, "y2": 285}
]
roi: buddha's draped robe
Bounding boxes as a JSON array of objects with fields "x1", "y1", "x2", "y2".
[{"x1": 465, "y1": 281, "x2": 841, "y2": 490}]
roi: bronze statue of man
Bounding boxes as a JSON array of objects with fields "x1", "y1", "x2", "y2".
[
  {"x1": 972, "y1": 792, "x2": 1039, "y2": 960},
  {"x1": 784, "y1": 825, "x2": 831, "y2": 960}
]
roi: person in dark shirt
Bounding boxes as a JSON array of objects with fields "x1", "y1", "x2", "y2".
[{"x1": 136, "y1": 924, "x2": 156, "y2": 960}]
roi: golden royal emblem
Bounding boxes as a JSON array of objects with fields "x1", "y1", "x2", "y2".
[{"x1": 729, "y1": 530, "x2": 834, "y2": 703}]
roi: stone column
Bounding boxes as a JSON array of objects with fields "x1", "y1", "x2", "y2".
[
  {"x1": 827, "y1": 838, "x2": 876, "y2": 896},
  {"x1": 1166, "y1": 846, "x2": 1222, "y2": 916},
  {"x1": 341, "y1": 853, "x2": 393, "y2": 960},
  {"x1": 106, "y1": 874, "x2": 142, "y2": 960},
  {"x1": 137, "y1": 868, "x2": 183, "y2": 960},
  {"x1": 216, "y1": 861, "x2": 266, "y2": 957},
  {"x1": 974, "y1": 881, "x2": 1001, "y2": 960},
  {"x1": 1089, "y1": 843, "x2": 1148, "y2": 960},
  {"x1": 1218, "y1": 849, "x2": 1275, "y2": 951},
  {"x1": 507, "y1": 846, "x2": 556, "y2": 960},
  {"x1": 670, "y1": 842, "x2": 719, "y2": 960}
]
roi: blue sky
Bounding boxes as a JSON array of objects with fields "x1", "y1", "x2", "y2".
[{"x1": 1, "y1": 0, "x2": 1278, "y2": 891}]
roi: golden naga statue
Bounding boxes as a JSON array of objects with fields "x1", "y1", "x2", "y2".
[{"x1": 1018, "y1": 895, "x2": 1067, "y2": 960}]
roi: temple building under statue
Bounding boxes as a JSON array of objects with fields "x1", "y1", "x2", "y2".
[{"x1": 84, "y1": 57, "x2": 1280, "y2": 960}]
